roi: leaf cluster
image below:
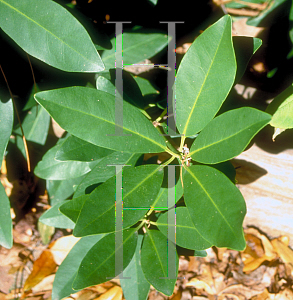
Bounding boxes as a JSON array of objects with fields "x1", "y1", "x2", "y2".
[{"x1": 3, "y1": 1, "x2": 290, "y2": 299}]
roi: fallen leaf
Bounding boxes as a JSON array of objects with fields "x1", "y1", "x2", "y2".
[
  {"x1": 93, "y1": 286, "x2": 123, "y2": 300},
  {"x1": 49, "y1": 235, "x2": 80, "y2": 265},
  {"x1": 271, "y1": 237, "x2": 293, "y2": 276},
  {"x1": 243, "y1": 255, "x2": 272, "y2": 273},
  {"x1": 186, "y1": 278, "x2": 214, "y2": 295},
  {"x1": 31, "y1": 274, "x2": 55, "y2": 293},
  {"x1": 0, "y1": 243, "x2": 25, "y2": 268},
  {"x1": 75, "y1": 290, "x2": 96, "y2": 300},
  {"x1": 0, "y1": 292, "x2": 7, "y2": 300},
  {"x1": 218, "y1": 294, "x2": 240, "y2": 300},
  {"x1": 169, "y1": 286, "x2": 182, "y2": 300},
  {"x1": 271, "y1": 288, "x2": 293, "y2": 299},
  {"x1": 244, "y1": 233, "x2": 264, "y2": 258},
  {"x1": 0, "y1": 266, "x2": 14, "y2": 294},
  {"x1": 242, "y1": 228, "x2": 277, "y2": 273},
  {"x1": 89, "y1": 283, "x2": 111, "y2": 295},
  {"x1": 232, "y1": 265, "x2": 267, "y2": 287},
  {"x1": 13, "y1": 217, "x2": 34, "y2": 245},
  {"x1": 23, "y1": 249, "x2": 57, "y2": 292},
  {"x1": 251, "y1": 288, "x2": 269, "y2": 300},
  {"x1": 219, "y1": 284, "x2": 264, "y2": 299},
  {"x1": 187, "y1": 256, "x2": 201, "y2": 272}
]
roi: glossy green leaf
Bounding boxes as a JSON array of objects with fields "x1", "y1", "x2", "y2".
[
  {"x1": 47, "y1": 175, "x2": 85, "y2": 206},
  {"x1": 35, "y1": 87, "x2": 167, "y2": 153},
  {"x1": 266, "y1": 83, "x2": 293, "y2": 129},
  {"x1": 14, "y1": 105, "x2": 50, "y2": 145},
  {"x1": 52, "y1": 234, "x2": 104, "y2": 300},
  {"x1": 59, "y1": 195, "x2": 87, "y2": 224},
  {"x1": 39, "y1": 201, "x2": 75, "y2": 229},
  {"x1": 133, "y1": 75, "x2": 160, "y2": 96},
  {"x1": 183, "y1": 165, "x2": 246, "y2": 250},
  {"x1": 96, "y1": 69, "x2": 146, "y2": 110},
  {"x1": 73, "y1": 152, "x2": 142, "y2": 198},
  {"x1": 157, "y1": 207, "x2": 212, "y2": 250},
  {"x1": 0, "y1": 0, "x2": 104, "y2": 72},
  {"x1": 73, "y1": 165, "x2": 164, "y2": 236},
  {"x1": 23, "y1": 84, "x2": 40, "y2": 111},
  {"x1": 34, "y1": 142, "x2": 100, "y2": 180},
  {"x1": 0, "y1": 182, "x2": 13, "y2": 249},
  {"x1": 0, "y1": 99, "x2": 13, "y2": 159},
  {"x1": 120, "y1": 234, "x2": 150, "y2": 300},
  {"x1": 233, "y1": 36, "x2": 262, "y2": 83},
  {"x1": 190, "y1": 107, "x2": 271, "y2": 164},
  {"x1": 141, "y1": 229, "x2": 178, "y2": 296},
  {"x1": 175, "y1": 15, "x2": 236, "y2": 136},
  {"x1": 151, "y1": 164, "x2": 183, "y2": 210},
  {"x1": 0, "y1": 98, "x2": 13, "y2": 249},
  {"x1": 101, "y1": 29, "x2": 170, "y2": 70},
  {"x1": 55, "y1": 135, "x2": 114, "y2": 162},
  {"x1": 73, "y1": 228, "x2": 137, "y2": 290},
  {"x1": 192, "y1": 250, "x2": 208, "y2": 257}
]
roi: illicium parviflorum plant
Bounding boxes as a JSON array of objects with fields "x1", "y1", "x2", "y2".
[
  {"x1": 35, "y1": 15, "x2": 271, "y2": 298},
  {"x1": 0, "y1": 1, "x2": 271, "y2": 298}
]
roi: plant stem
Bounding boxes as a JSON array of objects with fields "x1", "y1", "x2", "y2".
[
  {"x1": 148, "y1": 221, "x2": 157, "y2": 226},
  {"x1": 155, "y1": 107, "x2": 167, "y2": 122},
  {"x1": 179, "y1": 135, "x2": 186, "y2": 152},
  {"x1": 164, "y1": 147, "x2": 180, "y2": 158},
  {"x1": 141, "y1": 109, "x2": 152, "y2": 120},
  {"x1": 135, "y1": 219, "x2": 147, "y2": 232}
]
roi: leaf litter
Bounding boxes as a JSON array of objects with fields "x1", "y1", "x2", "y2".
[{"x1": 0, "y1": 225, "x2": 293, "y2": 300}]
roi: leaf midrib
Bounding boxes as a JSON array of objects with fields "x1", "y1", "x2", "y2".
[
  {"x1": 39, "y1": 98, "x2": 166, "y2": 151},
  {"x1": 157, "y1": 219, "x2": 211, "y2": 244},
  {"x1": 185, "y1": 167, "x2": 238, "y2": 239},
  {"x1": 182, "y1": 24, "x2": 227, "y2": 136},
  {"x1": 190, "y1": 119, "x2": 268, "y2": 156},
  {"x1": 146, "y1": 229, "x2": 168, "y2": 278},
  {"x1": 75, "y1": 166, "x2": 161, "y2": 234},
  {"x1": 77, "y1": 230, "x2": 136, "y2": 285}
]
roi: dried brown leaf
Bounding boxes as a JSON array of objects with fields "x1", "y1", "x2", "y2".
[
  {"x1": 219, "y1": 284, "x2": 264, "y2": 299},
  {"x1": 271, "y1": 288, "x2": 293, "y2": 299},
  {"x1": 169, "y1": 286, "x2": 182, "y2": 300},
  {"x1": 93, "y1": 286, "x2": 123, "y2": 300},
  {"x1": 186, "y1": 278, "x2": 214, "y2": 295},
  {"x1": 23, "y1": 250, "x2": 57, "y2": 292},
  {"x1": 242, "y1": 228, "x2": 277, "y2": 273},
  {"x1": 31, "y1": 274, "x2": 55, "y2": 293},
  {"x1": 271, "y1": 237, "x2": 293, "y2": 276}
]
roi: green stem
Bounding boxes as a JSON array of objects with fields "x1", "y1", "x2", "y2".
[
  {"x1": 135, "y1": 219, "x2": 147, "y2": 231},
  {"x1": 179, "y1": 135, "x2": 186, "y2": 152},
  {"x1": 164, "y1": 147, "x2": 180, "y2": 158},
  {"x1": 149, "y1": 220, "x2": 157, "y2": 226},
  {"x1": 155, "y1": 107, "x2": 167, "y2": 123},
  {"x1": 144, "y1": 103, "x2": 156, "y2": 110},
  {"x1": 140, "y1": 108, "x2": 152, "y2": 120}
]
